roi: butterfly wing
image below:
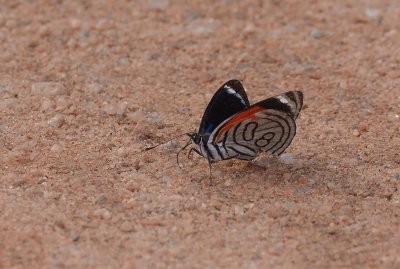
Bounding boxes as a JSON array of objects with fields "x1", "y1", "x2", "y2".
[
  {"x1": 198, "y1": 80, "x2": 250, "y2": 135},
  {"x1": 208, "y1": 91, "x2": 303, "y2": 160}
]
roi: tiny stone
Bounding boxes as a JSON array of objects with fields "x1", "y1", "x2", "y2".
[
  {"x1": 72, "y1": 234, "x2": 80, "y2": 241},
  {"x1": 95, "y1": 195, "x2": 107, "y2": 204},
  {"x1": 365, "y1": 9, "x2": 382, "y2": 22},
  {"x1": 126, "y1": 110, "x2": 146, "y2": 122},
  {"x1": 279, "y1": 153, "x2": 294, "y2": 165},
  {"x1": 120, "y1": 221, "x2": 135, "y2": 233},
  {"x1": 102, "y1": 103, "x2": 118, "y2": 115},
  {"x1": 187, "y1": 20, "x2": 219, "y2": 35},
  {"x1": 50, "y1": 144, "x2": 63, "y2": 153},
  {"x1": 168, "y1": 194, "x2": 183, "y2": 201},
  {"x1": 387, "y1": 112, "x2": 399, "y2": 121},
  {"x1": 234, "y1": 205, "x2": 244, "y2": 216},
  {"x1": 2, "y1": 173, "x2": 17, "y2": 183},
  {"x1": 358, "y1": 123, "x2": 368, "y2": 132},
  {"x1": 308, "y1": 178, "x2": 316, "y2": 185},
  {"x1": 310, "y1": 29, "x2": 324, "y2": 39},
  {"x1": 115, "y1": 102, "x2": 127, "y2": 116},
  {"x1": 12, "y1": 179, "x2": 27, "y2": 188},
  {"x1": 116, "y1": 147, "x2": 129, "y2": 157},
  {"x1": 282, "y1": 173, "x2": 291, "y2": 180},
  {"x1": 41, "y1": 99, "x2": 55, "y2": 112},
  {"x1": 86, "y1": 82, "x2": 103, "y2": 94},
  {"x1": 43, "y1": 191, "x2": 61, "y2": 199},
  {"x1": 47, "y1": 114, "x2": 65, "y2": 128},
  {"x1": 84, "y1": 101, "x2": 98, "y2": 113},
  {"x1": 1, "y1": 99, "x2": 19, "y2": 111},
  {"x1": 69, "y1": 19, "x2": 82, "y2": 30},
  {"x1": 326, "y1": 182, "x2": 336, "y2": 190},
  {"x1": 295, "y1": 187, "x2": 308, "y2": 195},
  {"x1": 224, "y1": 179, "x2": 232, "y2": 187},
  {"x1": 184, "y1": 11, "x2": 202, "y2": 20},
  {"x1": 243, "y1": 23, "x2": 256, "y2": 35},
  {"x1": 244, "y1": 203, "x2": 255, "y2": 211},
  {"x1": 55, "y1": 220, "x2": 66, "y2": 230},
  {"x1": 144, "y1": 0, "x2": 169, "y2": 10},
  {"x1": 352, "y1": 129, "x2": 360, "y2": 136},
  {"x1": 55, "y1": 96, "x2": 69, "y2": 111},
  {"x1": 161, "y1": 176, "x2": 172, "y2": 185},
  {"x1": 94, "y1": 208, "x2": 112, "y2": 219},
  {"x1": 31, "y1": 82, "x2": 67, "y2": 97}
]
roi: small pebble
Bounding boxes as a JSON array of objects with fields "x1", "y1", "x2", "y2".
[
  {"x1": 2, "y1": 173, "x2": 17, "y2": 183},
  {"x1": 116, "y1": 147, "x2": 129, "y2": 157},
  {"x1": 126, "y1": 111, "x2": 146, "y2": 122},
  {"x1": 365, "y1": 9, "x2": 382, "y2": 23},
  {"x1": 326, "y1": 182, "x2": 336, "y2": 190},
  {"x1": 352, "y1": 129, "x2": 360, "y2": 136},
  {"x1": 115, "y1": 102, "x2": 128, "y2": 116},
  {"x1": 41, "y1": 99, "x2": 55, "y2": 112},
  {"x1": 279, "y1": 153, "x2": 294, "y2": 165},
  {"x1": 358, "y1": 123, "x2": 368, "y2": 132},
  {"x1": 43, "y1": 191, "x2": 61, "y2": 199},
  {"x1": 187, "y1": 20, "x2": 219, "y2": 35},
  {"x1": 224, "y1": 179, "x2": 232, "y2": 187},
  {"x1": 144, "y1": 0, "x2": 169, "y2": 10},
  {"x1": 310, "y1": 29, "x2": 324, "y2": 39},
  {"x1": 94, "y1": 208, "x2": 112, "y2": 219},
  {"x1": 50, "y1": 144, "x2": 63, "y2": 153},
  {"x1": 387, "y1": 112, "x2": 399, "y2": 121},
  {"x1": 120, "y1": 221, "x2": 136, "y2": 233},
  {"x1": 234, "y1": 205, "x2": 244, "y2": 216},
  {"x1": 161, "y1": 176, "x2": 172, "y2": 185},
  {"x1": 95, "y1": 195, "x2": 107, "y2": 204},
  {"x1": 86, "y1": 82, "x2": 103, "y2": 94},
  {"x1": 71, "y1": 234, "x2": 80, "y2": 241},
  {"x1": 12, "y1": 179, "x2": 27, "y2": 188},
  {"x1": 102, "y1": 104, "x2": 118, "y2": 115},
  {"x1": 47, "y1": 114, "x2": 65, "y2": 128},
  {"x1": 69, "y1": 18, "x2": 82, "y2": 30},
  {"x1": 31, "y1": 82, "x2": 67, "y2": 97},
  {"x1": 55, "y1": 96, "x2": 69, "y2": 111},
  {"x1": 295, "y1": 187, "x2": 308, "y2": 195},
  {"x1": 282, "y1": 173, "x2": 291, "y2": 180},
  {"x1": 102, "y1": 102, "x2": 126, "y2": 116}
]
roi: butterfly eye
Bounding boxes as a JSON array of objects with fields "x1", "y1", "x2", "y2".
[{"x1": 189, "y1": 134, "x2": 201, "y2": 144}]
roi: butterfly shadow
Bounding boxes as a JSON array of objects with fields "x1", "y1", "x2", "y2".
[{"x1": 183, "y1": 151, "x2": 339, "y2": 198}]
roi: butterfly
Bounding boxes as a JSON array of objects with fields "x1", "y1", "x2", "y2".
[
  {"x1": 144, "y1": 79, "x2": 303, "y2": 180},
  {"x1": 183, "y1": 79, "x2": 303, "y2": 166}
]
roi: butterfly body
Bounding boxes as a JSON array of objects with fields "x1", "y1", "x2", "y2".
[{"x1": 188, "y1": 80, "x2": 303, "y2": 163}]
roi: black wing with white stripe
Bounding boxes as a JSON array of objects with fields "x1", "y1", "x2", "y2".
[{"x1": 198, "y1": 80, "x2": 250, "y2": 136}]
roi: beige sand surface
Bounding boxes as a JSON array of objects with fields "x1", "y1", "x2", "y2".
[{"x1": 1, "y1": 0, "x2": 400, "y2": 268}]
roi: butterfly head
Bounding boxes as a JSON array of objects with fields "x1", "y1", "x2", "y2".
[{"x1": 187, "y1": 132, "x2": 202, "y2": 145}]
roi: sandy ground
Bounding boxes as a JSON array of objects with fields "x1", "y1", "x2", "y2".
[{"x1": 1, "y1": 0, "x2": 400, "y2": 268}]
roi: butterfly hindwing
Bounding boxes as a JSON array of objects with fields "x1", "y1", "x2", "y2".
[
  {"x1": 198, "y1": 80, "x2": 250, "y2": 135},
  {"x1": 208, "y1": 91, "x2": 303, "y2": 160}
]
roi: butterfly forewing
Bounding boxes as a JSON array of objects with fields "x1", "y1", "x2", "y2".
[
  {"x1": 208, "y1": 91, "x2": 303, "y2": 160},
  {"x1": 198, "y1": 80, "x2": 250, "y2": 135}
]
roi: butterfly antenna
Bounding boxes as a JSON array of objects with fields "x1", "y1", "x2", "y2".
[
  {"x1": 144, "y1": 133, "x2": 189, "y2": 151},
  {"x1": 176, "y1": 138, "x2": 192, "y2": 169}
]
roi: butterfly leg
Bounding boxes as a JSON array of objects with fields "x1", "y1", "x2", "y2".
[
  {"x1": 176, "y1": 139, "x2": 192, "y2": 169},
  {"x1": 207, "y1": 157, "x2": 213, "y2": 185},
  {"x1": 188, "y1": 148, "x2": 195, "y2": 160},
  {"x1": 188, "y1": 148, "x2": 202, "y2": 160}
]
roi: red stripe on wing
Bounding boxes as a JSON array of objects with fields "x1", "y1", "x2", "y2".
[{"x1": 215, "y1": 105, "x2": 265, "y2": 143}]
